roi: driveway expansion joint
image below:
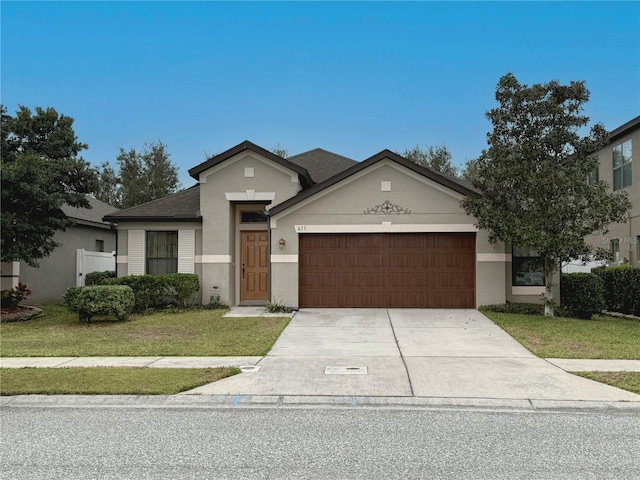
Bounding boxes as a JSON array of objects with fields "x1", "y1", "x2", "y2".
[{"x1": 386, "y1": 309, "x2": 414, "y2": 396}]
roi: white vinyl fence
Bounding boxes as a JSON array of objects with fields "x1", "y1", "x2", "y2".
[{"x1": 76, "y1": 249, "x2": 116, "y2": 286}]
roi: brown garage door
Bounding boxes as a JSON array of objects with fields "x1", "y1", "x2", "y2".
[{"x1": 299, "y1": 233, "x2": 475, "y2": 308}]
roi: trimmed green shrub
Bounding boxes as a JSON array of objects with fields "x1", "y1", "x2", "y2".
[
  {"x1": 480, "y1": 303, "x2": 544, "y2": 315},
  {"x1": 592, "y1": 265, "x2": 640, "y2": 316},
  {"x1": 104, "y1": 275, "x2": 164, "y2": 311},
  {"x1": 85, "y1": 270, "x2": 116, "y2": 286},
  {"x1": 560, "y1": 273, "x2": 605, "y2": 319},
  {"x1": 63, "y1": 286, "x2": 83, "y2": 312},
  {"x1": 106, "y1": 273, "x2": 200, "y2": 311},
  {"x1": 65, "y1": 285, "x2": 134, "y2": 323},
  {"x1": 163, "y1": 273, "x2": 200, "y2": 308}
]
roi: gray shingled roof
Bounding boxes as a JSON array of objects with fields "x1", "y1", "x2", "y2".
[
  {"x1": 287, "y1": 148, "x2": 358, "y2": 183},
  {"x1": 103, "y1": 185, "x2": 201, "y2": 222},
  {"x1": 61, "y1": 196, "x2": 119, "y2": 229}
]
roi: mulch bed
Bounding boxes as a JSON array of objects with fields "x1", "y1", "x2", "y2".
[{"x1": 0, "y1": 306, "x2": 43, "y2": 323}]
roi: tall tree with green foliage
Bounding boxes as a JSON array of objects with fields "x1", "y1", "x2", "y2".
[
  {"x1": 95, "y1": 140, "x2": 180, "y2": 209},
  {"x1": 463, "y1": 73, "x2": 630, "y2": 316},
  {"x1": 1, "y1": 105, "x2": 98, "y2": 266},
  {"x1": 401, "y1": 144, "x2": 458, "y2": 176},
  {"x1": 461, "y1": 156, "x2": 481, "y2": 185}
]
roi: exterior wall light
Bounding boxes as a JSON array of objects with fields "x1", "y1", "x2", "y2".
[{"x1": 278, "y1": 238, "x2": 286, "y2": 250}]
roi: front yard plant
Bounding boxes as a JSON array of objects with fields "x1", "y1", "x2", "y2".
[
  {"x1": 65, "y1": 285, "x2": 135, "y2": 323},
  {"x1": 1, "y1": 282, "x2": 32, "y2": 309},
  {"x1": 105, "y1": 273, "x2": 200, "y2": 311},
  {"x1": 592, "y1": 265, "x2": 640, "y2": 316},
  {"x1": 560, "y1": 272, "x2": 605, "y2": 319}
]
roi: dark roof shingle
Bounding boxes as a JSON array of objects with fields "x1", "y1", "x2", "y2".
[
  {"x1": 287, "y1": 148, "x2": 358, "y2": 183},
  {"x1": 103, "y1": 186, "x2": 201, "y2": 222},
  {"x1": 62, "y1": 196, "x2": 118, "y2": 229}
]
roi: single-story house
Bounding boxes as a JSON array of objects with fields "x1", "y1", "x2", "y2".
[
  {"x1": 104, "y1": 141, "x2": 553, "y2": 308},
  {"x1": 1, "y1": 196, "x2": 118, "y2": 303}
]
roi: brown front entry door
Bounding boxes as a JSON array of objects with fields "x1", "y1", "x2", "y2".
[{"x1": 240, "y1": 231, "x2": 269, "y2": 301}]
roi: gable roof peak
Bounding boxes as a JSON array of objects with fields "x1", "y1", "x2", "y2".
[
  {"x1": 269, "y1": 148, "x2": 479, "y2": 216},
  {"x1": 188, "y1": 140, "x2": 313, "y2": 188}
]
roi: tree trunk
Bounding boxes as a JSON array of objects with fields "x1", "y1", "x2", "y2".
[{"x1": 543, "y1": 258, "x2": 557, "y2": 317}]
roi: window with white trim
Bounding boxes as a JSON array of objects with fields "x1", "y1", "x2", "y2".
[
  {"x1": 147, "y1": 231, "x2": 178, "y2": 274},
  {"x1": 612, "y1": 139, "x2": 632, "y2": 190},
  {"x1": 512, "y1": 246, "x2": 545, "y2": 286}
]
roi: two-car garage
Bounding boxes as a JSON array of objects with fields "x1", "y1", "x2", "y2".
[{"x1": 298, "y1": 233, "x2": 476, "y2": 308}]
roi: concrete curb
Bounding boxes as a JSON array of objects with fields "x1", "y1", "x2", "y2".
[{"x1": 2, "y1": 394, "x2": 639, "y2": 413}]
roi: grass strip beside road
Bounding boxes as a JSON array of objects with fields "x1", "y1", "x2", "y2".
[
  {"x1": 0, "y1": 367, "x2": 239, "y2": 395},
  {"x1": 1, "y1": 304, "x2": 289, "y2": 357},
  {"x1": 575, "y1": 372, "x2": 640, "y2": 396},
  {"x1": 482, "y1": 311, "x2": 640, "y2": 360}
]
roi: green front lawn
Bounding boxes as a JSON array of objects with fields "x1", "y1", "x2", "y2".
[
  {"x1": 575, "y1": 372, "x2": 640, "y2": 396},
  {"x1": 481, "y1": 311, "x2": 640, "y2": 360},
  {"x1": 0, "y1": 304, "x2": 290, "y2": 357},
  {"x1": 0, "y1": 367, "x2": 239, "y2": 395}
]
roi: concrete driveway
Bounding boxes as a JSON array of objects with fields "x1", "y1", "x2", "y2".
[{"x1": 187, "y1": 309, "x2": 640, "y2": 401}]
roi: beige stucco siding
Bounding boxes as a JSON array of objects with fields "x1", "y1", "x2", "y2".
[
  {"x1": 197, "y1": 151, "x2": 302, "y2": 305},
  {"x1": 585, "y1": 126, "x2": 640, "y2": 265},
  {"x1": 271, "y1": 160, "x2": 509, "y2": 308}
]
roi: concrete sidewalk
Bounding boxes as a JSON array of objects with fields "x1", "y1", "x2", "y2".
[
  {"x1": 0, "y1": 356, "x2": 262, "y2": 369},
  {"x1": 3, "y1": 356, "x2": 638, "y2": 372}
]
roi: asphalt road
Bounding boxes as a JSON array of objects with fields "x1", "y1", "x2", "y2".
[{"x1": 2, "y1": 406, "x2": 639, "y2": 479}]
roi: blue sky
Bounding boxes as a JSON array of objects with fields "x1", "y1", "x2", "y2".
[{"x1": 2, "y1": 1, "x2": 639, "y2": 188}]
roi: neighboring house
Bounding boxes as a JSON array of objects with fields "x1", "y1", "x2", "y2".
[
  {"x1": 584, "y1": 115, "x2": 640, "y2": 268},
  {"x1": 104, "y1": 141, "x2": 554, "y2": 308},
  {"x1": 1, "y1": 197, "x2": 119, "y2": 303}
]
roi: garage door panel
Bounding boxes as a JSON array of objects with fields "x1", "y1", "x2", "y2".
[
  {"x1": 344, "y1": 253, "x2": 384, "y2": 268},
  {"x1": 343, "y1": 272, "x2": 386, "y2": 287},
  {"x1": 299, "y1": 233, "x2": 475, "y2": 308},
  {"x1": 345, "y1": 235, "x2": 383, "y2": 248}
]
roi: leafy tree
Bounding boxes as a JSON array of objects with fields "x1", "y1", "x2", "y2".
[
  {"x1": 401, "y1": 144, "x2": 458, "y2": 176},
  {"x1": 462, "y1": 73, "x2": 630, "y2": 316},
  {"x1": 461, "y1": 156, "x2": 481, "y2": 185},
  {"x1": 95, "y1": 140, "x2": 180, "y2": 209},
  {"x1": 1, "y1": 105, "x2": 98, "y2": 267},
  {"x1": 271, "y1": 144, "x2": 289, "y2": 158}
]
